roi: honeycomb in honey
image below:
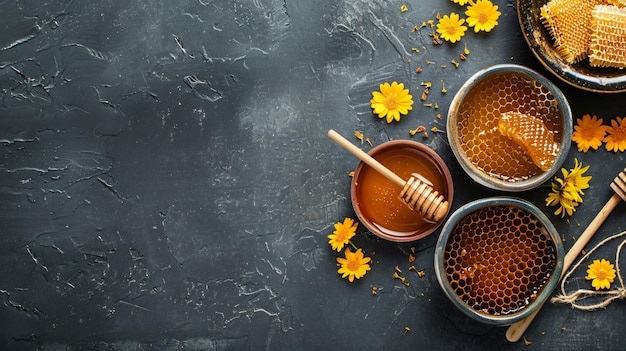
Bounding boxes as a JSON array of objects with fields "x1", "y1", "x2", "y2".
[
  {"x1": 497, "y1": 112, "x2": 559, "y2": 172},
  {"x1": 540, "y1": 0, "x2": 605, "y2": 64},
  {"x1": 457, "y1": 72, "x2": 562, "y2": 182},
  {"x1": 443, "y1": 205, "x2": 557, "y2": 316},
  {"x1": 605, "y1": 0, "x2": 626, "y2": 6},
  {"x1": 589, "y1": 5, "x2": 626, "y2": 69}
]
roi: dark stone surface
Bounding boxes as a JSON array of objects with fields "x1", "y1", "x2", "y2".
[{"x1": 1, "y1": 0, "x2": 625, "y2": 349}]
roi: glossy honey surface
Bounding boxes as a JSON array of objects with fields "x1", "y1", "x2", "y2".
[{"x1": 353, "y1": 146, "x2": 450, "y2": 237}]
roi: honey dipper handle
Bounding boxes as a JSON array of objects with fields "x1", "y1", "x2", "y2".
[
  {"x1": 505, "y1": 193, "x2": 623, "y2": 343},
  {"x1": 563, "y1": 193, "x2": 622, "y2": 270},
  {"x1": 327, "y1": 130, "x2": 405, "y2": 188}
]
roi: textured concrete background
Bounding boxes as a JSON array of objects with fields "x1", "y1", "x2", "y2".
[{"x1": 1, "y1": 0, "x2": 625, "y2": 349}]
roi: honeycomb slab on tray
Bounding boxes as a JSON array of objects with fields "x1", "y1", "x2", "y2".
[
  {"x1": 540, "y1": 0, "x2": 605, "y2": 64},
  {"x1": 589, "y1": 5, "x2": 626, "y2": 68},
  {"x1": 540, "y1": 0, "x2": 626, "y2": 69}
]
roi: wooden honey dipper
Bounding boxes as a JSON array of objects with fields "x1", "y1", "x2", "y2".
[
  {"x1": 327, "y1": 129, "x2": 449, "y2": 222},
  {"x1": 506, "y1": 167, "x2": 626, "y2": 342}
]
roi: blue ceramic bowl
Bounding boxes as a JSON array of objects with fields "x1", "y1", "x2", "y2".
[
  {"x1": 447, "y1": 64, "x2": 572, "y2": 192},
  {"x1": 434, "y1": 197, "x2": 564, "y2": 325}
]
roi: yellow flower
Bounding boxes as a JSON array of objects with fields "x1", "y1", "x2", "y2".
[
  {"x1": 465, "y1": 0, "x2": 501, "y2": 33},
  {"x1": 451, "y1": 0, "x2": 470, "y2": 5},
  {"x1": 370, "y1": 82, "x2": 414, "y2": 123},
  {"x1": 337, "y1": 248, "x2": 371, "y2": 282},
  {"x1": 572, "y1": 114, "x2": 611, "y2": 152},
  {"x1": 604, "y1": 116, "x2": 626, "y2": 152},
  {"x1": 328, "y1": 217, "x2": 358, "y2": 252},
  {"x1": 436, "y1": 13, "x2": 468, "y2": 43},
  {"x1": 545, "y1": 159, "x2": 591, "y2": 217},
  {"x1": 585, "y1": 259, "x2": 616, "y2": 290}
]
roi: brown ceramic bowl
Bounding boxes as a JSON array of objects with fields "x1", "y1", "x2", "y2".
[
  {"x1": 351, "y1": 140, "x2": 453, "y2": 242},
  {"x1": 518, "y1": 0, "x2": 626, "y2": 92}
]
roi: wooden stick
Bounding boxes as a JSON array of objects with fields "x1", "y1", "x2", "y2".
[
  {"x1": 505, "y1": 193, "x2": 623, "y2": 342},
  {"x1": 327, "y1": 129, "x2": 405, "y2": 187}
]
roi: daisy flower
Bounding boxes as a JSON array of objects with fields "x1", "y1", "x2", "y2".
[
  {"x1": 585, "y1": 259, "x2": 616, "y2": 290},
  {"x1": 604, "y1": 116, "x2": 626, "y2": 152},
  {"x1": 328, "y1": 217, "x2": 358, "y2": 252},
  {"x1": 337, "y1": 248, "x2": 371, "y2": 282},
  {"x1": 370, "y1": 82, "x2": 414, "y2": 123},
  {"x1": 545, "y1": 158, "x2": 591, "y2": 217},
  {"x1": 572, "y1": 114, "x2": 611, "y2": 152},
  {"x1": 436, "y1": 13, "x2": 468, "y2": 43},
  {"x1": 465, "y1": 0, "x2": 501, "y2": 33}
]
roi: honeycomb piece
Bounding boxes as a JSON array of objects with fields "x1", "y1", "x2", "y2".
[
  {"x1": 606, "y1": 0, "x2": 626, "y2": 7},
  {"x1": 443, "y1": 205, "x2": 557, "y2": 316},
  {"x1": 589, "y1": 5, "x2": 626, "y2": 69},
  {"x1": 540, "y1": 0, "x2": 604, "y2": 64},
  {"x1": 497, "y1": 112, "x2": 560, "y2": 172}
]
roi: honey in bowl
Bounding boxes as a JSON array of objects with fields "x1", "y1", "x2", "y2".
[
  {"x1": 457, "y1": 70, "x2": 563, "y2": 182},
  {"x1": 351, "y1": 140, "x2": 453, "y2": 242},
  {"x1": 448, "y1": 64, "x2": 572, "y2": 192},
  {"x1": 434, "y1": 198, "x2": 564, "y2": 325}
]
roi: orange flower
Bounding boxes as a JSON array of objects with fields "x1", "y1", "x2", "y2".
[
  {"x1": 572, "y1": 114, "x2": 610, "y2": 152},
  {"x1": 604, "y1": 117, "x2": 626, "y2": 152},
  {"x1": 327, "y1": 218, "x2": 358, "y2": 252},
  {"x1": 337, "y1": 248, "x2": 371, "y2": 282}
]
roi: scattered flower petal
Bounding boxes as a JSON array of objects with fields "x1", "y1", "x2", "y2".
[{"x1": 354, "y1": 131, "x2": 364, "y2": 142}]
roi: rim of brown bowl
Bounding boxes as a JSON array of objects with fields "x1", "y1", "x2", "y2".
[
  {"x1": 350, "y1": 140, "x2": 454, "y2": 242},
  {"x1": 517, "y1": 0, "x2": 626, "y2": 93}
]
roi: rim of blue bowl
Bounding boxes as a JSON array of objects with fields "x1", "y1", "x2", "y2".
[
  {"x1": 434, "y1": 197, "x2": 564, "y2": 325},
  {"x1": 447, "y1": 64, "x2": 572, "y2": 192}
]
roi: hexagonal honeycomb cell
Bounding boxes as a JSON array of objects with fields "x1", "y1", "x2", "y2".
[
  {"x1": 443, "y1": 205, "x2": 557, "y2": 316},
  {"x1": 457, "y1": 72, "x2": 563, "y2": 182}
]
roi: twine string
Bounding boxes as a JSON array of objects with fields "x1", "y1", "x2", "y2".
[{"x1": 551, "y1": 230, "x2": 626, "y2": 310}]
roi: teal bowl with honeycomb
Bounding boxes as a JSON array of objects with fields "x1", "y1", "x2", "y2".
[
  {"x1": 447, "y1": 64, "x2": 572, "y2": 192},
  {"x1": 434, "y1": 197, "x2": 564, "y2": 325}
]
